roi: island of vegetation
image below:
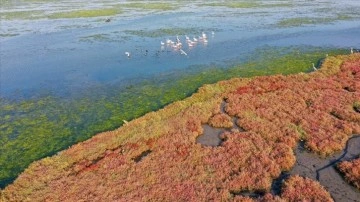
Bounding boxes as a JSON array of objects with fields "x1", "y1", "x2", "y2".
[{"x1": 1, "y1": 53, "x2": 359, "y2": 201}]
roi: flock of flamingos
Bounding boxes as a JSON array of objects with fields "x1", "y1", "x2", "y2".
[{"x1": 125, "y1": 31, "x2": 215, "y2": 58}]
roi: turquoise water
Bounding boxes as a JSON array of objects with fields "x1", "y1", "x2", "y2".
[{"x1": 1, "y1": 0, "x2": 360, "y2": 188}]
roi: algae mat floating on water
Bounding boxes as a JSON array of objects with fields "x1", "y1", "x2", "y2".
[{"x1": 1, "y1": 53, "x2": 359, "y2": 201}]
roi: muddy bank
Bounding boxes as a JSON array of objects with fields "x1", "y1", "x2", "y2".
[{"x1": 288, "y1": 136, "x2": 360, "y2": 201}]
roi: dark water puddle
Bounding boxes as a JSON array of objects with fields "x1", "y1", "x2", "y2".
[
  {"x1": 231, "y1": 190, "x2": 265, "y2": 198},
  {"x1": 196, "y1": 101, "x2": 246, "y2": 147},
  {"x1": 132, "y1": 150, "x2": 152, "y2": 163},
  {"x1": 196, "y1": 125, "x2": 225, "y2": 146},
  {"x1": 286, "y1": 136, "x2": 360, "y2": 202}
]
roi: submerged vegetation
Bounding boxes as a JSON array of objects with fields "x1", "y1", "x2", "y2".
[
  {"x1": 123, "y1": 28, "x2": 202, "y2": 38},
  {"x1": 277, "y1": 15, "x2": 353, "y2": 27},
  {"x1": 1, "y1": 53, "x2": 359, "y2": 201},
  {"x1": 122, "y1": 2, "x2": 175, "y2": 11},
  {"x1": 203, "y1": 2, "x2": 260, "y2": 8},
  {"x1": 0, "y1": 46, "x2": 350, "y2": 188},
  {"x1": 48, "y1": 8, "x2": 121, "y2": 19},
  {"x1": 0, "y1": 10, "x2": 45, "y2": 20}
]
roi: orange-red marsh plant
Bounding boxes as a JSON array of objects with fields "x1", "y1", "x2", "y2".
[
  {"x1": 1, "y1": 54, "x2": 359, "y2": 201},
  {"x1": 338, "y1": 157, "x2": 360, "y2": 189}
]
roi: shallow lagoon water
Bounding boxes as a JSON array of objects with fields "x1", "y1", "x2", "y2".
[{"x1": 1, "y1": 0, "x2": 360, "y2": 188}]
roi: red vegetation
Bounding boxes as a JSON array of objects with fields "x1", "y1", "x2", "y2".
[
  {"x1": 208, "y1": 113, "x2": 233, "y2": 128},
  {"x1": 281, "y1": 175, "x2": 334, "y2": 201},
  {"x1": 337, "y1": 158, "x2": 360, "y2": 189},
  {"x1": 1, "y1": 54, "x2": 359, "y2": 201},
  {"x1": 233, "y1": 176, "x2": 333, "y2": 202}
]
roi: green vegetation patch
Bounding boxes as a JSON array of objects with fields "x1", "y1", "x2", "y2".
[
  {"x1": 203, "y1": 2, "x2": 260, "y2": 8},
  {"x1": 79, "y1": 34, "x2": 112, "y2": 43},
  {"x1": 123, "y1": 2, "x2": 175, "y2": 11},
  {"x1": 0, "y1": 46, "x2": 348, "y2": 188},
  {"x1": 1, "y1": 10, "x2": 45, "y2": 20},
  {"x1": 48, "y1": 8, "x2": 121, "y2": 19},
  {"x1": 277, "y1": 14, "x2": 355, "y2": 27},
  {"x1": 123, "y1": 27, "x2": 205, "y2": 38},
  {"x1": 277, "y1": 17, "x2": 332, "y2": 27},
  {"x1": 0, "y1": 33, "x2": 19, "y2": 37}
]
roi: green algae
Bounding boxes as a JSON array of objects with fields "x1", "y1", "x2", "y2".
[
  {"x1": 122, "y1": 2, "x2": 175, "y2": 11},
  {"x1": 48, "y1": 8, "x2": 121, "y2": 19},
  {"x1": 79, "y1": 34, "x2": 113, "y2": 43},
  {"x1": 277, "y1": 14, "x2": 357, "y2": 27},
  {"x1": 0, "y1": 10, "x2": 45, "y2": 20},
  {"x1": 0, "y1": 33, "x2": 19, "y2": 37},
  {"x1": 202, "y1": 1, "x2": 292, "y2": 9},
  {"x1": 123, "y1": 27, "x2": 205, "y2": 38},
  {"x1": 0, "y1": 46, "x2": 349, "y2": 188},
  {"x1": 203, "y1": 2, "x2": 260, "y2": 9},
  {"x1": 277, "y1": 17, "x2": 333, "y2": 27}
]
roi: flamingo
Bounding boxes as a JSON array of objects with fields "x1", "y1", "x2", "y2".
[
  {"x1": 351, "y1": 47, "x2": 354, "y2": 54},
  {"x1": 185, "y1": 35, "x2": 190, "y2": 41},
  {"x1": 202, "y1": 32, "x2": 207, "y2": 39},
  {"x1": 312, "y1": 63, "x2": 317, "y2": 71},
  {"x1": 193, "y1": 37, "x2": 198, "y2": 42},
  {"x1": 188, "y1": 41, "x2": 194, "y2": 47},
  {"x1": 180, "y1": 49, "x2": 188, "y2": 56}
]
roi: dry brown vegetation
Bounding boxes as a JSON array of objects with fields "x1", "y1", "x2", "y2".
[
  {"x1": 1, "y1": 53, "x2": 359, "y2": 201},
  {"x1": 338, "y1": 157, "x2": 360, "y2": 189}
]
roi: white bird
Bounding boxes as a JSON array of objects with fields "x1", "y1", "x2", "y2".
[
  {"x1": 202, "y1": 32, "x2": 207, "y2": 39},
  {"x1": 185, "y1": 35, "x2": 190, "y2": 41},
  {"x1": 351, "y1": 47, "x2": 354, "y2": 54},
  {"x1": 211, "y1": 31, "x2": 215, "y2": 35},
  {"x1": 161, "y1": 41, "x2": 165, "y2": 46},
  {"x1": 125, "y1": 52, "x2": 130, "y2": 58},
  {"x1": 193, "y1": 37, "x2": 198, "y2": 42},
  {"x1": 176, "y1": 35, "x2": 181, "y2": 43},
  {"x1": 312, "y1": 63, "x2": 317, "y2": 71},
  {"x1": 180, "y1": 49, "x2": 188, "y2": 56}
]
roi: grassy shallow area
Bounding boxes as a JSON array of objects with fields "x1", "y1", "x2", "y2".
[
  {"x1": 0, "y1": 46, "x2": 348, "y2": 188},
  {"x1": 0, "y1": 10, "x2": 46, "y2": 20},
  {"x1": 48, "y1": 8, "x2": 121, "y2": 19},
  {"x1": 203, "y1": 2, "x2": 260, "y2": 8},
  {"x1": 122, "y1": 2, "x2": 175, "y2": 10},
  {"x1": 277, "y1": 15, "x2": 353, "y2": 27},
  {"x1": 123, "y1": 27, "x2": 211, "y2": 38}
]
